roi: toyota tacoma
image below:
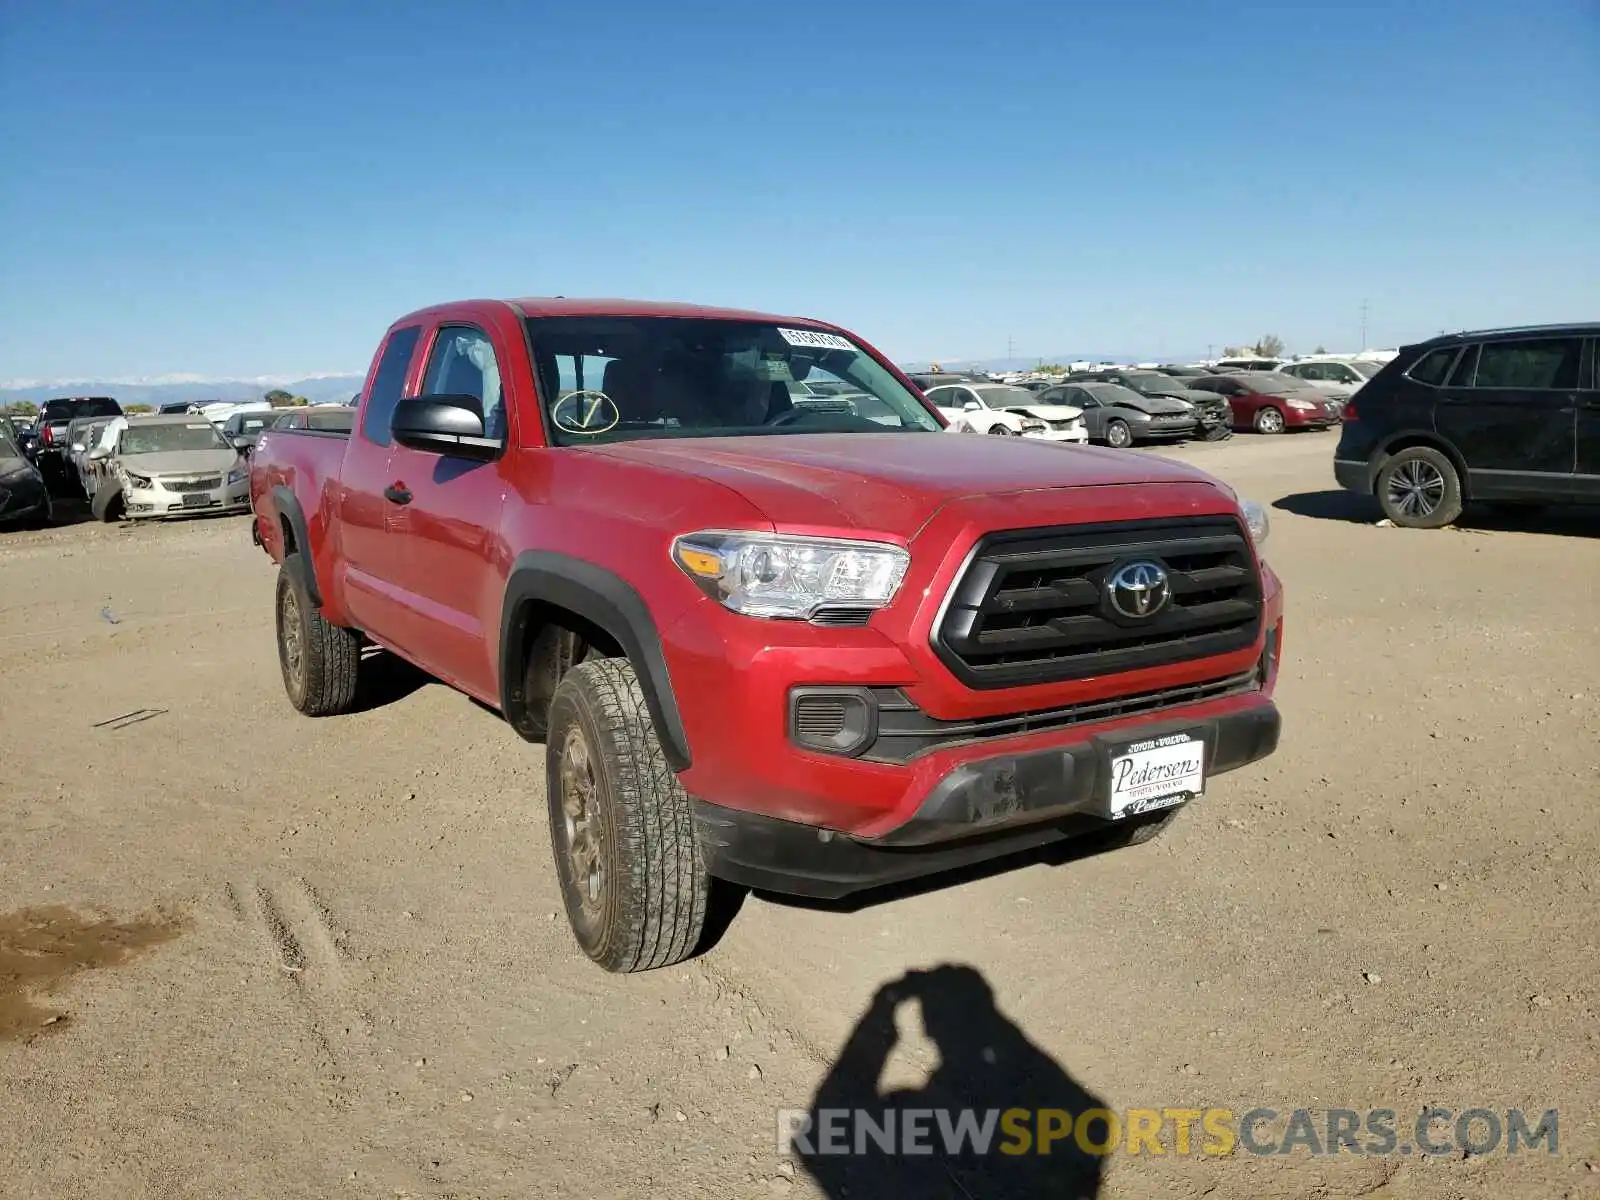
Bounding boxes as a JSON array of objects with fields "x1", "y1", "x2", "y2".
[{"x1": 250, "y1": 299, "x2": 1284, "y2": 972}]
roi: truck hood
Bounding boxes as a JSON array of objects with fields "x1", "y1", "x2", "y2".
[
  {"x1": 118, "y1": 448, "x2": 240, "y2": 476},
  {"x1": 585, "y1": 433, "x2": 1226, "y2": 538}
]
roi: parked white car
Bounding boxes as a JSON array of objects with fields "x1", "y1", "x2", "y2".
[
  {"x1": 923, "y1": 383, "x2": 1087, "y2": 443},
  {"x1": 1278, "y1": 358, "x2": 1383, "y2": 394},
  {"x1": 88, "y1": 414, "x2": 250, "y2": 522}
]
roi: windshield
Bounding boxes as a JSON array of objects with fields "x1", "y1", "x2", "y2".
[
  {"x1": 524, "y1": 317, "x2": 942, "y2": 445},
  {"x1": 1350, "y1": 360, "x2": 1382, "y2": 378},
  {"x1": 0, "y1": 425, "x2": 22, "y2": 461},
  {"x1": 1250, "y1": 373, "x2": 1316, "y2": 392},
  {"x1": 234, "y1": 416, "x2": 271, "y2": 433},
  {"x1": 1123, "y1": 373, "x2": 1185, "y2": 396},
  {"x1": 119, "y1": 421, "x2": 230, "y2": 455},
  {"x1": 41, "y1": 398, "x2": 120, "y2": 423},
  {"x1": 971, "y1": 386, "x2": 1040, "y2": 409}
]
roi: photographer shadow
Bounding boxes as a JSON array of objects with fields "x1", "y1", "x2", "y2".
[{"x1": 799, "y1": 964, "x2": 1105, "y2": 1199}]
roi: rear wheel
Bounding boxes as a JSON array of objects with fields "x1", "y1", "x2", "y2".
[
  {"x1": 275, "y1": 554, "x2": 361, "y2": 715},
  {"x1": 91, "y1": 483, "x2": 124, "y2": 523},
  {"x1": 1105, "y1": 419, "x2": 1132, "y2": 448},
  {"x1": 1376, "y1": 446, "x2": 1462, "y2": 529},
  {"x1": 1253, "y1": 406, "x2": 1286, "y2": 434},
  {"x1": 546, "y1": 658, "x2": 710, "y2": 973}
]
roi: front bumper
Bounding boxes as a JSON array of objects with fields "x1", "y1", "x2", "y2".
[
  {"x1": 695, "y1": 698, "x2": 1280, "y2": 897},
  {"x1": 1022, "y1": 428, "x2": 1089, "y2": 444},
  {"x1": 124, "y1": 480, "x2": 252, "y2": 519}
]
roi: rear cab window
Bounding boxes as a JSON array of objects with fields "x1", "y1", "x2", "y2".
[{"x1": 360, "y1": 326, "x2": 423, "y2": 446}]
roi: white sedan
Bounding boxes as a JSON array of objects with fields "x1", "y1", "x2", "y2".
[
  {"x1": 923, "y1": 383, "x2": 1087, "y2": 443},
  {"x1": 1278, "y1": 358, "x2": 1382, "y2": 395}
]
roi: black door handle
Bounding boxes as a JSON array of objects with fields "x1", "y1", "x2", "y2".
[{"x1": 383, "y1": 483, "x2": 412, "y2": 505}]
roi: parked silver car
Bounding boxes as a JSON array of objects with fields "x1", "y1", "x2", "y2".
[{"x1": 88, "y1": 415, "x2": 250, "y2": 522}]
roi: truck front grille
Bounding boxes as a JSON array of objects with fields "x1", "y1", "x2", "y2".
[{"x1": 933, "y1": 516, "x2": 1262, "y2": 688}]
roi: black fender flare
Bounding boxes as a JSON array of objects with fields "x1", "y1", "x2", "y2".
[
  {"x1": 270, "y1": 485, "x2": 322, "y2": 606},
  {"x1": 499, "y1": 552, "x2": 691, "y2": 771}
]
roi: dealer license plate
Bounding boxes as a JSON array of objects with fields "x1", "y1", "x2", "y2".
[
  {"x1": 1105, "y1": 733, "x2": 1205, "y2": 820},
  {"x1": 182, "y1": 493, "x2": 212, "y2": 508}
]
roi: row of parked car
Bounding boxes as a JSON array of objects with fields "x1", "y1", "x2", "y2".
[
  {"x1": 0, "y1": 397, "x2": 354, "y2": 527},
  {"x1": 906, "y1": 361, "x2": 1350, "y2": 447}
]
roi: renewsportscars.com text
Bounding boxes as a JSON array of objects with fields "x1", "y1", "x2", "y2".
[{"x1": 778, "y1": 1106, "x2": 1559, "y2": 1159}]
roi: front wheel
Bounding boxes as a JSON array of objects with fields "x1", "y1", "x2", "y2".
[
  {"x1": 546, "y1": 658, "x2": 710, "y2": 972},
  {"x1": 1376, "y1": 447, "x2": 1463, "y2": 529},
  {"x1": 987, "y1": 424, "x2": 1015, "y2": 436},
  {"x1": 1253, "y1": 406, "x2": 1286, "y2": 434},
  {"x1": 1105, "y1": 419, "x2": 1132, "y2": 448},
  {"x1": 91, "y1": 483, "x2": 124, "y2": 522}
]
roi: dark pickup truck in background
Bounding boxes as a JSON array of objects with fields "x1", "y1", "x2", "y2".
[
  {"x1": 251, "y1": 297, "x2": 1284, "y2": 973},
  {"x1": 33, "y1": 396, "x2": 124, "y2": 490}
]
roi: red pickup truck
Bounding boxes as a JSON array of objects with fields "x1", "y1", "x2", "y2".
[{"x1": 251, "y1": 298, "x2": 1283, "y2": 972}]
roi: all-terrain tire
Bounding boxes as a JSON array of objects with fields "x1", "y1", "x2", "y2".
[
  {"x1": 1376, "y1": 446, "x2": 1463, "y2": 529},
  {"x1": 275, "y1": 554, "x2": 360, "y2": 716},
  {"x1": 545, "y1": 658, "x2": 710, "y2": 973},
  {"x1": 91, "y1": 482, "x2": 124, "y2": 522}
]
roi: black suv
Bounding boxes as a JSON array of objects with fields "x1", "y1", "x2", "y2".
[
  {"x1": 1334, "y1": 324, "x2": 1598, "y2": 528},
  {"x1": 33, "y1": 396, "x2": 123, "y2": 490}
]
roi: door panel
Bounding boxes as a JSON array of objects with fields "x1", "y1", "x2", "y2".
[
  {"x1": 338, "y1": 325, "x2": 422, "y2": 643},
  {"x1": 382, "y1": 323, "x2": 515, "y2": 700},
  {"x1": 1433, "y1": 337, "x2": 1579, "y2": 482}
]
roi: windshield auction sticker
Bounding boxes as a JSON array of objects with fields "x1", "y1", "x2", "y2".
[{"x1": 778, "y1": 328, "x2": 856, "y2": 352}]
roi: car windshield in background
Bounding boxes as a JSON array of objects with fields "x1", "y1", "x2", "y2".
[
  {"x1": 1251, "y1": 373, "x2": 1317, "y2": 392},
  {"x1": 120, "y1": 422, "x2": 230, "y2": 455},
  {"x1": 41, "y1": 398, "x2": 120, "y2": 422},
  {"x1": 1124, "y1": 373, "x2": 1185, "y2": 393},
  {"x1": 1350, "y1": 361, "x2": 1382, "y2": 378},
  {"x1": 305, "y1": 408, "x2": 354, "y2": 431},
  {"x1": 974, "y1": 386, "x2": 1042, "y2": 408},
  {"x1": 524, "y1": 317, "x2": 942, "y2": 445}
]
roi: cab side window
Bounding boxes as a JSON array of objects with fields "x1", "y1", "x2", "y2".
[{"x1": 424, "y1": 326, "x2": 507, "y2": 443}]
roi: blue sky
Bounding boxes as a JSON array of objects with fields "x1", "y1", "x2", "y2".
[{"x1": 1, "y1": 0, "x2": 1595, "y2": 379}]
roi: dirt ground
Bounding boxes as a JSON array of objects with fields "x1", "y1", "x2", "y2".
[{"x1": 2, "y1": 434, "x2": 1596, "y2": 1200}]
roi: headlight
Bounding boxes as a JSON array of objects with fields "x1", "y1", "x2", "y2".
[
  {"x1": 1240, "y1": 499, "x2": 1270, "y2": 546},
  {"x1": 1287, "y1": 399, "x2": 1317, "y2": 411},
  {"x1": 124, "y1": 471, "x2": 152, "y2": 488},
  {"x1": 672, "y1": 531, "x2": 910, "y2": 619},
  {"x1": 227, "y1": 464, "x2": 249, "y2": 484}
]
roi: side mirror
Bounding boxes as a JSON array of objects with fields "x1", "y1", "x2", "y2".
[
  {"x1": 391, "y1": 395, "x2": 498, "y2": 461},
  {"x1": 88, "y1": 447, "x2": 110, "y2": 460},
  {"x1": 962, "y1": 400, "x2": 982, "y2": 412}
]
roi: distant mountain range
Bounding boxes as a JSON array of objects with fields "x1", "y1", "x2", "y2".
[
  {"x1": 899, "y1": 354, "x2": 1153, "y2": 372},
  {"x1": 0, "y1": 373, "x2": 365, "y2": 410}
]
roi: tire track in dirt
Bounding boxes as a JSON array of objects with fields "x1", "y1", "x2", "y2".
[{"x1": 227, "y1": 875, "x2": 375, "y2": 1092}]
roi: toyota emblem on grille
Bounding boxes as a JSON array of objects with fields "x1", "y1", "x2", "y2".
[{"x1": 1106, "y1": 560, "x2": 1171, "y2": 619}]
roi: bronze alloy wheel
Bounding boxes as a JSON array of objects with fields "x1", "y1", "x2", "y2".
[
  {"x1": 277, "y1": 578, "x2": 305, "y2": 703},
  {"x1": 557, "y1": 724, "x2": 606, "y2": 922}
]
